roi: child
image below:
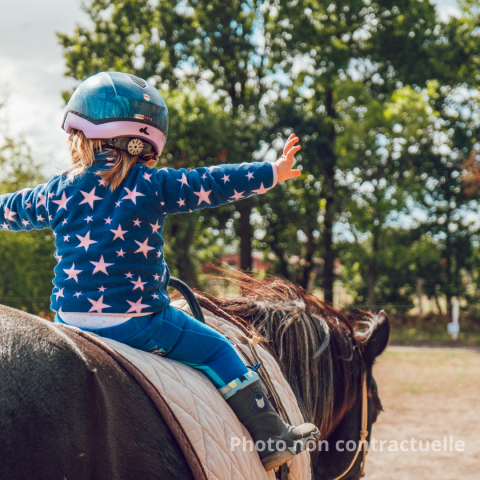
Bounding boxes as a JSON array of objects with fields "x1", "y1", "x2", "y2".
[{"x1": 0, "y1": 71, "x2": 319, "y2": 470}]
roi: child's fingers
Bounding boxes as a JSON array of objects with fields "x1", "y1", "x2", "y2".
[
  {"x1": 284, "y1": 135, "x2": 299, "y2": 152},
  {"x1": 286, "y1": 145, "x2": 301, "y2": 159},
  {"x1": 290, "y1": 169, "x2": 301, "y2": 178}
]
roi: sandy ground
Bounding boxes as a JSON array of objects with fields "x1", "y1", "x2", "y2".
[{"x1": 364, "y1": 346, "x2": 480, "y2": 480}]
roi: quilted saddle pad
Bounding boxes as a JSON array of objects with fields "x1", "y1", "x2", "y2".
[{"x1": 87, "y1": 301, "x2": 312, "y2": 480}]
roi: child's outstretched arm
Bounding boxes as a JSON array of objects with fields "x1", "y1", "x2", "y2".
[
  {"x1": 0, "y1": 183, "x2": 51, "y2": 232},
  {"x1": 152, "y1": 134, "x2": 302, "y2": 215}
]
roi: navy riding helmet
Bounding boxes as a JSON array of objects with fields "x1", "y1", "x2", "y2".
[{"x1": 62, "y1": 71, "x2": 168, "y2": 156}]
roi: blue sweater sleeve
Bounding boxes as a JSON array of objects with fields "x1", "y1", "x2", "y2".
[
  {"x1": 0, "y1": 182, "x2": 52, "y2": 231},
  {"x1": 151, "y1": 161, "x2": 278, "y2": 215}
]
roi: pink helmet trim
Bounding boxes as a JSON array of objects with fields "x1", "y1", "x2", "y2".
[{"x1": 63, "y1": 112, "x2": 166, "y2": 156}]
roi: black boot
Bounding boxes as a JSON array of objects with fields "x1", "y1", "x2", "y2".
[{"x1": 225, "y1": 377, "x2": 320, "y2": 471}]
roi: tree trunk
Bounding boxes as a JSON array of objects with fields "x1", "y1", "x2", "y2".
[
  {"x1": 445, "y1": 205, "x2": 452, "y2": 316},
  {"x1": 323, "y1": 86, "x2": 337, "y2": 305},
  {"x1": 368, "y1": 227, "x2": 380, "y2": 312},
  {"x1": 169, "y1": 218, "x2": 199, "y2": 288},
  {"x1": 323, "y1": 195, "x2": 335, "y2": 304},
  {"x1": 300, "y1": 231, "x2": 316, "y2": 290},
  {"x1": 367, "y1": 260, "x2": 376, "y2": 312},
  {"x1": 238, "y1": 200, "x2": 253, "y2": 272}
]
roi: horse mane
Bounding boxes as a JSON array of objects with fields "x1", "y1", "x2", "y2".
[{"x1": 189, "y1": 271, "x2": 379, "y2": 439}]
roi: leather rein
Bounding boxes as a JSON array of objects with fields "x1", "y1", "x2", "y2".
[{"x1": 331, "y1": 372, "x2": 369, "y2": 480}]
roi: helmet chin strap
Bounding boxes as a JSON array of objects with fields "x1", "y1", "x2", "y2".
[{"x1": 102, "y1": 137, "x2": 154, "y2": 156}]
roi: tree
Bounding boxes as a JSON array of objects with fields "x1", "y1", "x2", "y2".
[
  {"x1": 265, "y1": 0, "x2": 480, "y2": 303},
  {"x1": 0, "y1": 102, "x2": 56, "y2": 314},
  {"x1": 159, "y1": 89, "x2": 246, "y2": 286}
]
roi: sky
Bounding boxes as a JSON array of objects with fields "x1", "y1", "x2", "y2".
[{"x1": 0, "y1": 0, "x2": 461, "y2": 175}]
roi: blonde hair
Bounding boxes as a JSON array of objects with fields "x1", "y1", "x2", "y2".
[{"x1": 64, "y1": 130, "x2": 158, "y2": 190}]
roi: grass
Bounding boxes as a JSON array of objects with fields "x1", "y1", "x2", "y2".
[{"x1": 389, "y1": 326, "x2": 480, "y2": 347}]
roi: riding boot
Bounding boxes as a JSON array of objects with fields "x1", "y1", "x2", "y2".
[{"x1": 224, "y1": 374, "x2": 320, "y2": 471}]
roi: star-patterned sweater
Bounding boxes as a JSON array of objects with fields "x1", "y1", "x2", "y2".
[{"x1": 0, "y1": 151, "x2": 278, "y2": 315}]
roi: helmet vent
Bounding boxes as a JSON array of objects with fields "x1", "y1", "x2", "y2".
[{"x1": 127, "y1": 74, "x2": 147, "y2": 88}]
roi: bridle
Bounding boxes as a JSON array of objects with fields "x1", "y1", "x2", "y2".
[{"x1": 331, "y1": 372, "x2": 369, "y2": 480}]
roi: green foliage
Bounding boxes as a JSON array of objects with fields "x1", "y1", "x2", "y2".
[
  {"x1": 0, "y1": 131, "x2": 55, "y2": 314},
  {"x1": 55, "y1": 0, "x2": 480, "y2": 319}
]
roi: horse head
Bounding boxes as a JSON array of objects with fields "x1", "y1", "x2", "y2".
[
  {"x1": 195, "y1": 273, "x2": 390, "y2": 480},
  {"x1": 311, "y1": 311, "x2": 390, "y2": 480}
]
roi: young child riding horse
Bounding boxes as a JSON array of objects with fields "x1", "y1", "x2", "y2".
[{"x1": 0, "y1": 72, "x2": 320, "y2": 470}]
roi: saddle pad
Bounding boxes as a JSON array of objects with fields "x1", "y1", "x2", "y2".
[{"x1": 87, "y1": 301, "x2": 312, "y2": 480}]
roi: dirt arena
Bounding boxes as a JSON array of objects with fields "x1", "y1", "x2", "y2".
[{"x1": 364, "y1": 346, "x2": 480, "y2": 480}]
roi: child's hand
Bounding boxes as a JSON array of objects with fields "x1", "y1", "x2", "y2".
[{"x1": 275, "y1": 134, "x2": 301, "y2": 182}]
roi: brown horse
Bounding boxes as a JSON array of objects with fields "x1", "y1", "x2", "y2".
[{"x1": 0, "y1": 275, "x2": 389, "y2": 480}]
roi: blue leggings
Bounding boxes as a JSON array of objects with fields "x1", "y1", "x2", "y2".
[{"x1": 55, "y1": 306, "x2": 248, "y2": 389}]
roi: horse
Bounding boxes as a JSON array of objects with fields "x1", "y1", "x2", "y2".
[{"x1": 0, "y1": 274, "x2": 389, "y2": 480}]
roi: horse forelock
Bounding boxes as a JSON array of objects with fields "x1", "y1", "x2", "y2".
[{"x1": 191, "y1": 272, "x2": 376, "y2": 440}]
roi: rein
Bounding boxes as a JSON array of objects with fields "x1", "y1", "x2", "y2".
[{"x1": 331, "y1": 373, "x2": 368, "y2": 480}]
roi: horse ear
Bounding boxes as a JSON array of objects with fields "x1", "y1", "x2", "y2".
[{"x1": 362, "y1": 311, "x2": 390, "y2": 364}]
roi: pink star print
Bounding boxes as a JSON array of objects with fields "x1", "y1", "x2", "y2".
[
  {"x1": 85, "y1": 216, "x2": 93, "y2": 223},
  {"x1": 4, "y1": 207, "x2": 17, "y2": 221},
  {"x1": 116, "y1": 249, "x2": 126, "y2": 257},
  {"x1": 66, "y1": 172, "x2": 76, "y2": 183},
  {"x1": 49, "y1": 192, "x2": 54, "y2": 199},
  {"x1": 76, "y1": 231, "x2": 98, "y2": 252},
  {"x1": 246, "y1": 172, "x2": 254, "y2": 180},
  {"x1": 90, "y1": 255, "x2": 114, "y2": 275},
  {"x1": 26, "y1": 202, "x2": 32, "y2": 209},
  {"x1": 131, "y1": 276, "x2": 147, "y2": 291},
  {"x1": 194, "y1": 186, "x2": 212, "y2": 205},
  {"x1": 62, "y1": 219, "x2": 68, "y2": 225},
  {"x1": 37, "y1": 193, "x2": 47, "y2": 209},
  {"x1": 22, "y1": 220, "x2": 30, "y2": 227},
  {"x1": 125, "y1": 272, "x2": 134, "y2": 279},
  {"x1": 153, "y1": 274, "x2": 160, "y2": 281},
  {"x1": 177, "y1": 198, "x2": 185, "y2": 207},
  {"x1": 37, "y1": 214, "x2": 45, "y2": 222},
  {"x1": 54, "y1": 288, "x2": 65, "y2": 300},
  {"x1": 230, "y1": 190, "x2": 245, "y2": 201},
  {"x1": 122, "y1": 186, "x2": 145, "y2": 205},
  {"x1": 201, "y1": 173, "x2": 207, "y2": 180},
  {"x1": 88, "y1": 295, "x2": 111, "y2": 313},
  {"x1": 126, "y1": 297, "x2": 149, "y2": 313},
  {"x1": 1, "y1": 223, "x2": 9, "y2": 229},
  {"x1": 111, "y1": 224, "x2": 128, "y2": 240},
  {"x1": 53, "y1": 192, "x2": 72, "y2": 212},
  {"x1": 115, "y1": 201, "x2": 122, "y2": 207},
  {"x1": 64, "y1": 235, "x2": 70, "y2": 242},
  {"x1": 221, "y1": 174, "x2": 230, "y2": 184},
  {"x1": 133, "y1": 218, "x2": 142, "y2": 227},
  {"x1": 150, "y1": 221, "x2": 161, "y2": 233},
  {"x1": 152, "y1": 294, "x2": 159, "y2": 299},
  {"x1": 98, "y1": 178, "x2": 107, "y2": 187},
  {"x1": 98, "y1": 286, "x2": 107, "y2": 292},
  {"x1": 64, "y1": 263, "x2": 82, "y2": 282},
  {"x1": 143, "y1": 172, "x2": 152, "y2": 182},
  {"x1": 252, "y1": 183, "x2": 270, "y2": 195},
  {"x1": 80, "y1": 187, "x2": 102, "y2": 209},
  {"x1": 134, "y1": 238, "x2": 155, "y2": 258},
  {"x1": 104, "y1": 217, "x2": 112, "y2": 225},
  {"x1": 177, "y1": 173, "x2": 189, "y2": 187},
  {"x1": 74, "y1": 292, "x2": 83, "y2": 298}
]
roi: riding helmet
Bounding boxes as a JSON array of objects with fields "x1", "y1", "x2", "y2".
[{"x1": 62, "y1": 71, "x2": 168, "y2": 156}]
